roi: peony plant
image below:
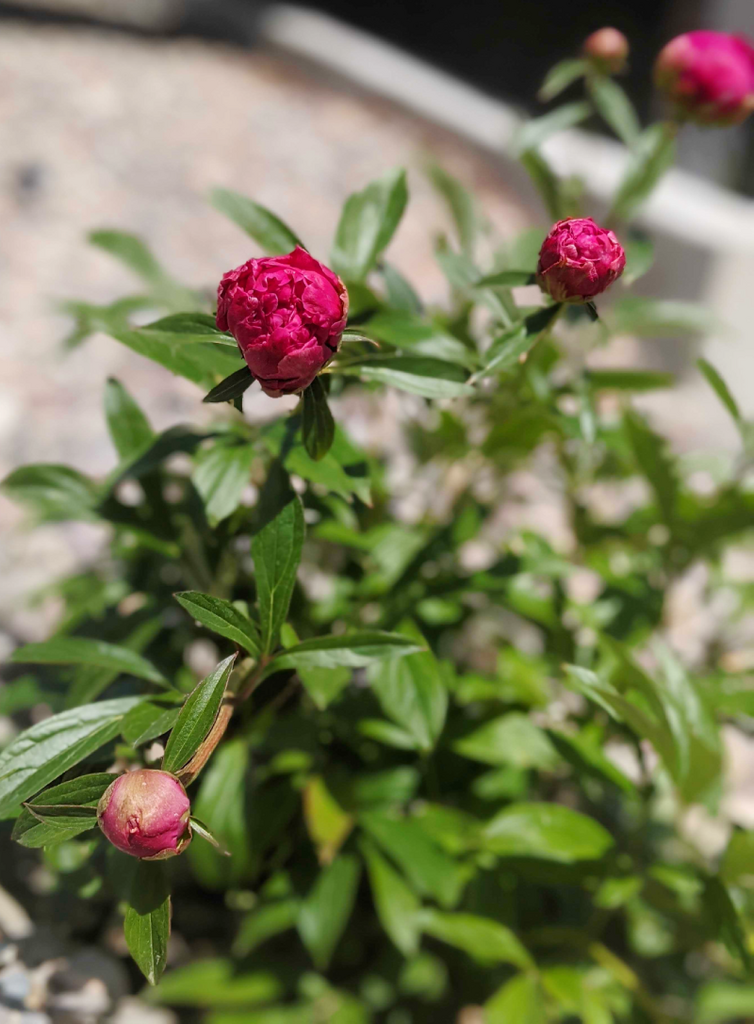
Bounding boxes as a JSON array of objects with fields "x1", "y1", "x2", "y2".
[{"x1": 3, "y1": 23, "x2": 754, "y2": 1023}]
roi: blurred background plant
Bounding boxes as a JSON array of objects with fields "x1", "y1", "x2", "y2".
[{"x1": 4, "y1": 4, "x2": 754, "y2": 1024}]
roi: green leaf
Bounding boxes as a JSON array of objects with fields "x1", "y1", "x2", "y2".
[
  {"x1": 514, "y1": 101, "x2": 592, "y2": 154},
  {"x1": 586, "y1": 369, "x2": 673, "y2": 391},
  {"x1": 418, "y1": 909, "x2": 532, "y2": 968},
  {"x1": 188, "y1": 739, "x2": 251, "y2": 888},
  {"x1": 610, "y1": 121, "x2": 677, "y2": 222},
  {"x1": 622, "y1": 233, "x2": 654, "y2": 285},
  {"x1": 11, "y1": 637, "x2": 167, "y2": 686},
  {"x1": 141, "y1": 313, "x2": 236, "y2": 346},
  {"x1": 252, "y1": 496, "x2": 305, "y2": 655},
  {"x1": 121, "y1": 701, "x2": 181, "y2": 748},
  {"x1": 336, "y1": 355, "x2": 472, "y2": 399},
  {"x1": 721, "y1": 831, "x2": 754, "y2": 887},
  {"x1": 453, "y1": 712, "x2": 558, "y2": 769},
  {"x1": 696, "y1": 982, "x2": 754, "y2": 1024},
  {"x1": 89, "y1": 230, "x2": 195, "y2": 310},
  {"x1": 12, "y1": 772, "x2": 114, "y2": 848},
  {"x1": 270, "y1": 630, "x2": 424, "y2": 672},
  {"x1": 175, "y1": 591, "x2": 260, "y2": 657},
  {"x1": 147, "y1": 959, "x2": 282, "y2": 1007},
  {"x1": 302, "y1": 378, "x2": 335, "y2": 461},
  {"x1": 0, "y1": 697, "x2": 141, "y2": 818},
  {"x1": 104, "y1": 378, "x2": 154, "y2": 461},
  {"x1": 698, "y1": 358, "x2": 742, "y2": 427},
  {"x1": 162, "y1": 654, "x2": 236, "y2": 774},
  {"x1": 520, "y1": 150, "x2": 565, "y2": 221},
  {"x1": 360, "y1": 809, "x2": 469, "y2": 908},
  {"x1": 210, "y1": 188, "x2": 303, "y2": 254},
  {"x1": 426, "y1": 163, "x2": 480, "y2": 256},
  {"x1": 475, "y1": 270, "x2": 534, "y2": 288},
  {"x1": 202, "y1": 366, "x2": 254, "y2": 404},
  {"x1": 361, "y1": 311, "x2": 472, "y2": 366},
  {"x1": 109, "y1": 327, "x2": 244, "y2": 389},
  {"x1": 298, "y1": 854, "x2": 361, "y2": 969},
  {"x1": 362, "y1": 839, "x2": 420, "y2": 956},
  {"x1": 193, "y1": 442, "x2": 255, "y2": 525},
  {"x1": 67, "y1": 617, "x2": 163, "y2": 708},
  {"x1": 124, "y1": 860, "x2": 171, "y2": 985},
  {"x1": 482, "y1": 802, "x2": 614, "y2": 862},
  {"x1": 2, "y1": 464, "x2": 98, "y2": 522},
  {"x1": 703, "y1": 876, "x2": 750, "y2": 970},
  {"x1": 367, "y1": 621, "x2": 448, "y2": 752},
  {"x1": 625, "y1": 410, "x2": 678, "y2": 526},
  {"x1": 475, "y1": 325, "x2": 530, "y2": 379},
  {"x1": 613, "y1": 295, "x2": 715, "y2": 336},
  {"x1": 331, "y1": 168, "x2": 408, "y2": 282},
  {"x1": 486, "y1": 974, "x2": 546, "y2": 1024},
  {"x1": 380, "y1": 262, "x2": 423, "y2": 315},
  {"x1": 587, "y1": 75, "x2": 641, "y2": 146},
  {"x1": 538, "y1": 58, "x2": 588, "y2": 101},
  {"x1": 234, "y1": 900, "x2": 301, "y2": 957},
  {"x1": 358, "y1": 719, "x2": 419, "y2": 751},
  {"x1": 262, "y1": 419, "x2": 373, "y2": 506}
]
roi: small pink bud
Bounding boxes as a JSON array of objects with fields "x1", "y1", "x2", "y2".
[
  {"x1": 654, "y1": 30, "x2": 754, "y2": 126},
  {"x1": 97, "y1": 769, "x2": 191, "y2": 860},
  {"x1": 216, "y1": 247, "x2": 348, "y2": 398},
  {"x1": 536, "y1": 218, "x2": 625, "y2": 304},
  {"x1": 583, "y1": 28, "x2": 629, "y2": 74}
]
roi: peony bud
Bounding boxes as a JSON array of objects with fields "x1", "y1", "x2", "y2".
[
  {"x1": 583, "y1": 28, "x2": 629, "y2": 74},
  {"x1": 536, "y1": 218, "x2": 625, "y2": 304},
  {"x1": 654, "y1": 30, "x2": 754, "y2": 126},
  {"x1": 216, "y1": 247, "x2": 348, "y2": 398},
  {"x1": 97, "y1": 769, "x2": 191, "y2": 860}
]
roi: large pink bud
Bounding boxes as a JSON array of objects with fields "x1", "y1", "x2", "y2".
[
  {"x1": 216, "y1": 247, "x2": 348, "y2": 398},
  {"x1": 654, "y1": 30, "x2": 754, "y2": 126},
  {"x1": 583, "y1": 28, "x2": 629, "y2": 74},
  {"x1": 97, "y1": 769, "x2": 191, "y2": 860},
  {"x1": 536, "y1": 218, "x2": 625, "y2": 304}
]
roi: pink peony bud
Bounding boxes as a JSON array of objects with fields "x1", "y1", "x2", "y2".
[
  {"x1": 536, "y1": 218, "x2": 625, "y2": 304},
  {"x1": 97, "y1": 769, "x2": 191, "y2": 860},
  {"x1": 654, "y1": 30, "x2": 754, "y2": 126},
  {"x1": 216, "y1": 247, "x2": 348, "y2": 398},
  {"x1": 583, "y1": 28, "x2": 629, "y2": 74}
]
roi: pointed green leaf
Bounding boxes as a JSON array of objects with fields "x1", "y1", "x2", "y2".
[
  {"x1": 252, "y1": 496, "x2": 305, "y2": 654},
  {"x1": 192, "y1": 442, "x2": 255, "y2": 524},
  {"x1": 269, "y1": 631, "x2": 423, "y2": 673},
  {"x1": 588, "y1": 75, "x2": 641, "y2": 145},
  {"x1": 0, "y1": 697, "x2": 141, "y2": 817},
  {"x1": 174, "y1": 591, "x2": 260, "y2": 656},
  {"x1": 418, "y1": 909, "x2": 532, "y2": 968},
  {"x1": 336, "y1": 355, "x2": 472, "y2": 399},
  {"x1": 211, "y1": 188, "x2": 303, "y2": 254},
  {"x1": 482, "y1": 802, "x2": 614, "y2": 862},
  {"x1": 12, "y1": 772, "x2": 114, "y2": 848},
  {"x1": 610, "y1": 121, "x2": 677, "y2": 222},
  {"x1": 162, "y1": 654, "x2": 236, "y2": 774},
  {"x1": 302, "y1": 378, "x2": 335, "y2": 461},
  {"x1": 362, "y1": 839, "x2": 420, "y2": 956},
  {"x1": 124, "y1": 860, "x2": 171, "y2": 985},
  {"x1": 332, "y1": 168, "x2": 408, "y2": 282},
  {"x1": 298, "y1": 854, "x2": 361, "y2": 969},
  {"x1": 368, "y1": 621, "x2": 447, "y2": 752},
  {"x1": 538, "y1": 58, "x2": 588, "y2": 101},
  {"x1": 104, "y1": 378, "x2": 154, "y2": 461},
  {"x1": 202, "y1": 365, "x2": 254, "y2": 404},
  {"x1": 514, "y1": 101, "x2": 592, "y2": 154},
  {"x1": 11, "y1": 637, "x2": 167, "y2": 686}
]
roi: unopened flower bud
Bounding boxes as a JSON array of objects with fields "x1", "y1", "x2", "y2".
[
  {"x1": 216, "y1": 247, "x2": 348, "y2": 398},
  {"x1": 536, "y1": 218, "x2": 625, "y2": 304},
  {"x1": 97, "y1": 769, "x2": 191, "y2": 860},
  {"x1": 654, "y1": 30, "x2": 754, "y2": 126},
  {"x1": 583, "y1": 28, "x2": 629, "y2": 74}
]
